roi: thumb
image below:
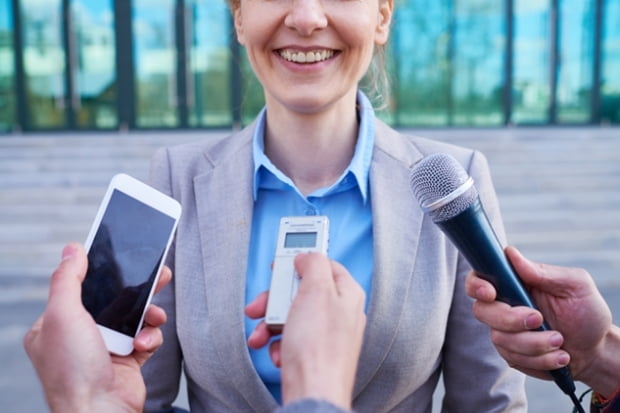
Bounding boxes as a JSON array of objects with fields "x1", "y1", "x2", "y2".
[
  {"x1": 47, "y1": 243, "x2": 89, "y2": 309},
  {"x1": 294, "y1": 252, "x2": 333, "y2": 293},
  {"x1": 505, "y1": 246, "x2": 562, "y2": 290}
]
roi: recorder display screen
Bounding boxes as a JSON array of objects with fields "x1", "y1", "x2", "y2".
[
  {"x1": 82, "y1": 189, "x2": 176, "y2": 336},
  {"x1": 284, "y1": 231, "x2": 317, "y2": 248}
]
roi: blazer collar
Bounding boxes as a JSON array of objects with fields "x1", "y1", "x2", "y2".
[
  {"x1": 353, "y1": 119, "x2": 426, "y2": 397},
  {"x1": 193, "y1": 122, "x2": 279, "y2": 410}
]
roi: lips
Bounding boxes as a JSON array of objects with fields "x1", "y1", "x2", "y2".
[{"x1": 278, "y1": 48, "x2": 336, "y2": 63}]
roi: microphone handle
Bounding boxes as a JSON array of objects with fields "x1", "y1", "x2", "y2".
[{"x1": 436, "y1": 199, "x2": 576, "y2": 396}]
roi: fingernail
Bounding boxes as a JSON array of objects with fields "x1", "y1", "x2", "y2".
[
  {"x1": 141, "y1": 334, "x2": 152, "y2": 347},
  {"x1": 550, "y1": 333, "x2": 564, "y2": 348},
  {"x1": 61, "y1": 244, "x2": 77, "y2": 261},
  {"x1": 557, "y1": 352, "x2": 570, "y2": 366},
  {"x1": 524, "y1": 314, "x2": 541, "y2": 329}
]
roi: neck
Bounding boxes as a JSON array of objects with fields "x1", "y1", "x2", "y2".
[{"x1": 263, "y1": 91, "x2": 360, "y2": 196}]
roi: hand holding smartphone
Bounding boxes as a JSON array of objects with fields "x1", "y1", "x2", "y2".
[{"x1": 81, "y1": 173, "x2": 181, "y2": 356}]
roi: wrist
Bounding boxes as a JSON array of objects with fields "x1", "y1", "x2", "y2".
[
  {"x1": 577, "y1": 325, "x2": 620, "y2": 398},
  {"x1": 48, "y1": 394, "x2": 138, "y2": 413},
  {"x1": 282, "y1": 367, "x2": 352, "y2": 410}
]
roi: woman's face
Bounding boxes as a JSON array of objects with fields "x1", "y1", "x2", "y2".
[{"x1": 233, "y1": 0, "x2": 393, "y2": 114}]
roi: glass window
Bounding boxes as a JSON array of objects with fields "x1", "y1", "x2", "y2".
[
  {"x1": 187, "y1": 0, "x2": 232, "y2": 127},
  {"x1": 0, "y1": 0, "x2": 15, "y2": 131},
  {"x1": 133, "y1": 0, "x2": 178, "y2": 127},
  {"x1": 389, "y1": 0, "x2": 452, "y2": 126},
  {"x1": 21, "y1": 0, "x2": 67, "y2": 129},
  {"x1": 557, "y1": 0, "x2": 595, "y2": 123},
  {"x1": 601, "y1": 0, "x2": 620, "y2": 123},
  {"x1": 512, "y1": 0, "x2": 552, "y2": 124},
  {"x1": 71, "y1": 0, "x2": 117, "y2": 128},
  {"x1": 452, "y1": 0, "x2": 505, "y2": 125}
]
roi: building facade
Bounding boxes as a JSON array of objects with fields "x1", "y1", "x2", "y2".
[{"x1": 0, "y1": 0, "x2": 619, "y2": 133}]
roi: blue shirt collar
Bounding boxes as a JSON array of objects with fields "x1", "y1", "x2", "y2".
[{"x1": 252, "y1": 90, "x2": 375, "y2": 202}]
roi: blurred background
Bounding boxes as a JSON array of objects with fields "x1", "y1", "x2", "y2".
[
  {"x1": 1, "y1": 0, "x2": 619, "y2": 131},
  {"x1": 1, "y1": 0, "x2": 619, "y2": 412}
]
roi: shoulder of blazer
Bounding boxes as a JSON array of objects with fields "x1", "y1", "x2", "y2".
[
  {"x1": 162, "y1": 121, "x2": 257, "y2": 173},
  {"x1": 373, "y1": 117, "x2": 481, "y2": 172}
]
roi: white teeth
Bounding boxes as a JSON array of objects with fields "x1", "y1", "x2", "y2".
[{"x1": 279, "y1": 49, "x2": 334, "y2": 63}]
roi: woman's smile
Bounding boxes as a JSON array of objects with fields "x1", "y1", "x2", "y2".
[{"x1": 277, "y1": 48, "x2": 337, "y2": 64}]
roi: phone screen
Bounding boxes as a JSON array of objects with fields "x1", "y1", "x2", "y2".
[{"x1": 82, "y1": 189, "x2": 176, "y2": 337}]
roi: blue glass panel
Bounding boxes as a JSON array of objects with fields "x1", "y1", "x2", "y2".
[
  {"x1": 557, "y1": 0, "x2": 595, "y2": 123},
  {"x1": 389, "y1": 0, "x2": 451, "y2": 126},
  {"x1": 188, "y1": 0, "x2": 232, "y2": 127},
  {"x1": 452, "y1": 0, "x2": 505, "y2": 125},
  {"x1": 601, "y1": 0, "x2": 620, "y2": 123},
  {"x1": 21, "y1": 0, "x2": 66, "y2": 128},
  {"x1": 0, "y1": 0, "x2": 15, "y2": 131},
  {"x1": 71, "y1": 0, "x2": 117, "y2": 128},
  {"x1": 512, "y1": 0, "x2": 552, "y2": 124},
  {"x1": 133, "y1": 0, "x2": 178, "y2": 127}
]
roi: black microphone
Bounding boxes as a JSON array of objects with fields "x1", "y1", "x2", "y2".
[{"x1": 410, "y1": 153, "x2": 583, "y2": 411}]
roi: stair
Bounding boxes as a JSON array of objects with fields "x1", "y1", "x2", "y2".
[{"x1": 1, "y1": 127, "x2": 619, "y2": 291}]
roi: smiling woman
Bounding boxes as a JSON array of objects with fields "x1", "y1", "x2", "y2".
[{"x1": 141, "y1": 0, "x2": 528, "y2": 412}]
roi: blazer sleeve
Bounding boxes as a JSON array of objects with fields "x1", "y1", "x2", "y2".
[
  {"x1": 439, "y1": 150, "x2": 528, "y2": 411},
  {"x1": 142, "y1": 146, "x2": 185, "y2": 412}
]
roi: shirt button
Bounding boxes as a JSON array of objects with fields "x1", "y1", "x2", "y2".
[{"x1": 305, "y1": 207, "x2": 317, "y2": 216}]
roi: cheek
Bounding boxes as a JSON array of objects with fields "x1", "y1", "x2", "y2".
[{"x1": 341, "y1": 16, "x2": 378, "y2": 50}]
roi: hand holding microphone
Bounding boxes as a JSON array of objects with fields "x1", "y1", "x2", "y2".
[
  {"x1": 410, "y1": 153, "x2": 583, "y2": 411},
  {"x1": 465, "y1": 246, "x2": 620, "y2": 400}
]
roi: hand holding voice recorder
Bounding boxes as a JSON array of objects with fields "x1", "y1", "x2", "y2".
[
  {"x1": 81, "y1": 173, "x2": 181, "y2": 356},
  {"x1": 265, "y1": 215, "x2": 329, "y2": 333}
]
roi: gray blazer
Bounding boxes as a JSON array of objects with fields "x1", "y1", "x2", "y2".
[{"x1": 143, "y1": 119, "x2": 527, "y2": 412}]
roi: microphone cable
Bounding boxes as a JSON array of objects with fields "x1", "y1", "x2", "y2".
[{"x1": 569, "y1": 390, "x2": 586, "y2": 413}]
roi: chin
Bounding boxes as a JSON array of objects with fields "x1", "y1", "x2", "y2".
[{"x1": 273, "y1": 90, "x2": 350, "y2": 115}]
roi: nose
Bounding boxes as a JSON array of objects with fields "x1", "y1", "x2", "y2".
[{"x1": 284, "y1": 0, "x2": 328, "y2": 36}]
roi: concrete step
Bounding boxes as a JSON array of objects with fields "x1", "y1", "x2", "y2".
[{"x1": 1, "y1": 127, "x2": 619, "y2": 289}]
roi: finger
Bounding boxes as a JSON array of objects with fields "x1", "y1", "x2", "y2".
[
  {"x1": 294, "y1": 252, "x2": 332, "y2": 293},
  {"x1": 269, "y1": 340, "x2": 282, "y2": 368},
  {"x1": 134, "y1": 325, "x2": 163, "y2": 354},
  {"x1": 465, "y1": 271, "x2": 497, "y2": 302},
  {"x1": 494, "y1": 343, "x2": 571, "y2": 373},
  {"x1": 143, "y1": 304, "x2": 167, "y2": 327},
  {"x1": 506, "y1": 246, "x2": 593, "y2": 297},
  {"x1": 472, "y1": 300, "x2": 543, "y2": 333},
  {"x1": 47, "y1": 243, "x2": 88, "y2": 309},
  {"x1": 247, "y1": 320, "x2": 275, "y2": 349},
  {"x1": 245, "y1": 290, "x2": 269, "y2": 319},
  {"x1": 23, "y1": 315, "x2": 44, "y2": 357},
  {"x1": 330, "y1": 260, "x2": 364, "y2": 301},
  {"x1": 153, "y1": 266, "x2": 172, "y2": 295},
  {"x1": 491, "y1": 329, "x2": 565, "y2": 356}
]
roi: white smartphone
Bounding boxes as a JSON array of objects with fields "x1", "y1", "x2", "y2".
[
  {"x1": 265, "y1": 215, "x2": 329, "y2": 333},
  {"x1": 81, "y1": 173, "x2": 181, "y2": 356}
]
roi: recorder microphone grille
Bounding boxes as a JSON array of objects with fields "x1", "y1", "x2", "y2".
[{"x1": 410, "y1": 153, "x2": 479, "y2": 223}]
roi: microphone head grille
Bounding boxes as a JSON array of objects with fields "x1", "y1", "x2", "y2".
[{"x1": 411, "y1": 153, "x2": 479, "y2": 222}]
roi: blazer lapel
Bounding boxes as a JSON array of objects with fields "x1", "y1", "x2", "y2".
[
  {"x1": 354, "y1": 121, "x2": 425, "y2": 397},
  {"x1": 193, "y1": 128, "x2": 278, "y2": 409}
]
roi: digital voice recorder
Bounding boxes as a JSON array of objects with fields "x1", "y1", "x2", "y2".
[{"x1": 265, "y1": 215, "x2": 329, "y2": 333}]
